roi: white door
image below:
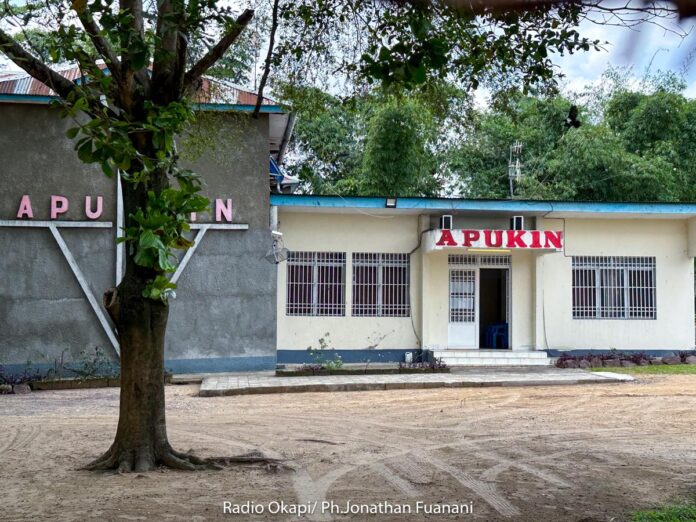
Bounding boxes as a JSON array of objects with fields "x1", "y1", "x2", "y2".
[{"x1": 448, "y1": 268, "x2": 478, "y2": 348}]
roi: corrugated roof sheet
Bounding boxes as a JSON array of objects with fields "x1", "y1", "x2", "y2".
[{"x1": 0, "y1": 64, "x2": 275, "y2": 106}]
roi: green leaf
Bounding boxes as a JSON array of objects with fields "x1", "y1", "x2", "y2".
[
  {"x1": 100, "y1": 162, "x2": 116, "y2": 178},
  {"x1": 138, "y1": 229, "x2": 166, "y2": 251},
  {"x1": 77, "y1": 141, "x2": 94, "y2": 163},
  {"x1": 157, "y1": 249, "x2": 176, "y2": 272}
]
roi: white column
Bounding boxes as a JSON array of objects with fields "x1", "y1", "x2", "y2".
[{"x1": 534, "y1": 253, "x2": 547, "y2": 351}]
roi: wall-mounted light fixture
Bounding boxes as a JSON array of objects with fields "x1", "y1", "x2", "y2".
[{"x1": 385, "y1": 197, "x2": 397, "y2": 208}]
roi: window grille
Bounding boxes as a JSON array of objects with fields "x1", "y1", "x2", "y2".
[
  {"x1": 449, "y1": 255, "x2": 478, "y2": 266},
  {"x1": 478, "y1": 255, "x2": 512, "y2": 267},
  {"x1": 448, "y1": 254, "x2": 511, "y2": 267},
  {"x1": 572, "y1": 256, "x2": 656, "y2": 320},
  {"x1": 352, "y1": 253, "x2": 410, "y2": 317},
  {"x1": 449, "y1": 269, "x2": 476, "y2": 322},
  {"x1": 287, "y1": 252, "x2": 345, "y2": 316}
]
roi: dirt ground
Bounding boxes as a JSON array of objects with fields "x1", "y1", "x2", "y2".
[{"x1": 1, "y1": 375, "x2": 695, "y2": 522}]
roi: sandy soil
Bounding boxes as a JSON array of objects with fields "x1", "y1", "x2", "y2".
[{"x1": 1, "y1": 375, "x2": 695, "y2": 522}]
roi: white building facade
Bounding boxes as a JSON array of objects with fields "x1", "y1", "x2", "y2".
[{"x1": 273, "y1": 195, "x2": 696, "y2": 366}]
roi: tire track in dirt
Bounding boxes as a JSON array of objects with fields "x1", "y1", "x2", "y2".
[
  {"x1": 386, "y1": 459, "x2": 435, "y2": 485},
  {"x1": 411, "y1": 449, "x2": 521, "y2": 517},
  {"x1": 474, "y1": 449, "x2": 572, "y2": 488},
  {"x1": 0, "y1": 426, "x2": 19, "y2": 455},
  {"x1": 370, "y1": 462, "x2": 419, "y2": 498},
  {"x1": 0, "y1": 425, "x2": 42, "y2": 455}
]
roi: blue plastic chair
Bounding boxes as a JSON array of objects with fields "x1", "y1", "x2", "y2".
[{"x1": 485, "y1": 323, "x2": 508, "y2": 349}]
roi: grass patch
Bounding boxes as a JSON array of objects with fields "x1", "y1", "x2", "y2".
[
  {"x1": 632, "y1": 501, "x2": 696, "y2": 521},
  {"x1": 592, "y1": 365, "x2": 696, "y2": 375}
]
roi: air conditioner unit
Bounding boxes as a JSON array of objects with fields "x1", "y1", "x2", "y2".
[
  {"x1": 511, "y1": 216, "x2": 524, "y2": 230},
  {"x1": 439, "y1": 214, "x2": 453, "y2": 230}
]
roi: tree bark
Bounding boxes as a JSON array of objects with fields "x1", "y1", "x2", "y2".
[{"x1": 86, "y1": 270, "x2": 211, "y2": 472}]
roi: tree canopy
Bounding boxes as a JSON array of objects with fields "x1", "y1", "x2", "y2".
[
  {"x1": 285, "y1": 67, "x2": 696, "y2": 202},
  {"x1": 452, "y1": 71, "x2": 695, "y2": 202}
]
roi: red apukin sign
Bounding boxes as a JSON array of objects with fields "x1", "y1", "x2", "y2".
[{"x1": 434, "y1": 229, "x2": 563, "y2": 250}]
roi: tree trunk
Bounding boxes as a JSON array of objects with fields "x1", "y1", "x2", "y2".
[{"x1": 85, "y1": 275, "x2": 210, "y2": 472}]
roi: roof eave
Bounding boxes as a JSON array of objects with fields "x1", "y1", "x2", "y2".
[{"x1": 270, "y1": 194, "x2": 696, "y2": 218}]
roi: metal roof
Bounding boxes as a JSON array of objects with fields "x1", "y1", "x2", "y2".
[{"x1": 0, "y1": 64, "x2": 275, "y2": 106}]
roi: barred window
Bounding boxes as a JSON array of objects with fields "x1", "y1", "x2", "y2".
[
  {"x1": 449, "y1": 269, "x2": 476, "y2": 322},
  {"x1": 572, "y1": 257, "x2": 656, "y2": 319},
  {"x1": 352, "y1": 253, "x2": 410, "y2": 317},
  {"x1": 287, "y1": 252, "x2": 345, "y2": 316}
]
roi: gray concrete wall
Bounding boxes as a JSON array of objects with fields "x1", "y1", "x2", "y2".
[{"x1": 0, "y1": 103, "x2": 276, "y2": 374}]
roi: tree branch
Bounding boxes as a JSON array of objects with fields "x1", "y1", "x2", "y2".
[
  {"x1": 0, "y1": 28, "x2": 77, "y2": 99},
  {"x1": 253, "y1": 0, "x2": 280, "y2": 118},
  {"x1": 72, "y1": 5, "x2": 123, "y2": 87},
  {"x1": 183, "y1": 9, "x2": 254, "y2": 95},
  {"x1": 152, "y1": 0, "x2": 187, "y2": 103}
]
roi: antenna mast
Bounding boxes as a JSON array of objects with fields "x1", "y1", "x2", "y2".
[{"x1": 508, "y1": 141, "x2": 523, "y2": 198}]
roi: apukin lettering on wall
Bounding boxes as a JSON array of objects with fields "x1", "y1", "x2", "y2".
[
  {"x1": 14, "y1": 195, "x2": 235, "y2": 222},
  {"x1": 434, "y1": 229, "x2": 563, "y2": 250}
]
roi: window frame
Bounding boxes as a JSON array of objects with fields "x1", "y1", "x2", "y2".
[
  {"x1": 352, "y1": 253, "x2": 411, "y2": 317},
  {"x1": 286, "y1": 251, "x2": 346, "y2": 316},
  {"x1": 571, "y1": 256, "x2": 656, "y2": 320}
]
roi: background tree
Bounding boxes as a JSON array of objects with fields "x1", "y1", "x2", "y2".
[
  {"x1": 0, "y1": 0, "x2": 672, "y2": 472},
  {"x1": 360, "y1": 98, "x2": 439, "y2": 196},
  {"x1": 280, "y1": 88, "x2": 452, "y2": 196},
  {"x1": 447, "y1": 70, "x2": 692, "y2": 202}
]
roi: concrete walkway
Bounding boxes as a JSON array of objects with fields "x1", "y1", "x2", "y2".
[{"x1": 198, "y1": 368, "x2": 634, "y2": 397}]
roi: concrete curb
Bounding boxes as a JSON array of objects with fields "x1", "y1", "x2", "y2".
[{"x1": 199, "y1": 371, "x2": 634, "y2": 397}]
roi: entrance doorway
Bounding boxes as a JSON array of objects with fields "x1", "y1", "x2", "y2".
[
  {"x1": 479, "y1": 268, "x2": 509, "y2": 349},
  {"x1": 447, "y1": 255, "x2": 511, "y2": 349}
]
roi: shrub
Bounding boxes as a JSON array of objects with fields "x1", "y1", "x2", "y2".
[
  {"x1": 678, "y1": 350, "x2": 696, "y2": 363},
  {"x1": 555, "y1": 351, "x2": 649, "y2": 368},
  {"x1": 0, "y1": 363, "x2": 48, "y2": 385}
]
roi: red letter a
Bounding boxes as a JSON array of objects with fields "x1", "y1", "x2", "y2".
[{"x1": 435, "y1": 230, "x2": 458, "y2": 247}]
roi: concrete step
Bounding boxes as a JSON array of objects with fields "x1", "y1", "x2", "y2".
[
  {"x1": 432, "y1": 350, "x2": 548, "y2": 358},
  {"x1": 437, "y1": 358, "x2": 552, "y2": 366},
  {"x1": 432, "y1": 349, "x2": 551, "y2": 367}
]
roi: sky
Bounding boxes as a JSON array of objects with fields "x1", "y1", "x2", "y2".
[{"x1": 552, "y1": 11, "x2": 696, "y2": 96}]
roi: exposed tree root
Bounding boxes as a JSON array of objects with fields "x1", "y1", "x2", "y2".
[
  {"x1": 208, "y1": 451, "x2": 293, "y2": 472},
  {"x1": 82, "y1": 444, "x2": 118, "y2": 471},
  {"x1": 83, "y1": 447, "x2": 290, "y2": 473}
]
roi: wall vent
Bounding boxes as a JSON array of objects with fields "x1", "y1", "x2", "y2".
[{"x1": 439, "y1": 215, "x2": 453, "y2": 230}]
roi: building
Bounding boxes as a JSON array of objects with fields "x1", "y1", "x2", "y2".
[
  {"x1": 3, "y1": 67, "x2": 696, "y2": 374},
  {"x1": 273, "y1": 195, "x2": 696, "y2": 366},
  {"x1": 0, "y1": 68, "x2": 291, "y2": 375}
]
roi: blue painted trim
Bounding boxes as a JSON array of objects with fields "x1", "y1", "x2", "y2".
[
  {"x1": 545, "y1": 349, "x2": 689, "y2": 357},
  {"x1": 0, "y1": 94, "x2": 284, "y2": 114},
  {"x1": 165, "y1": 356, "x2": 275, "y2": 373},
  {"x1": 0, "y1": 362, "x2": 118, "y2": 379},
  {"x1": 192, "y1": 103, "x2": 284, "y2": 113},
  {"x1": 270, "y1": 194, "x2": 696, "y2": 215},
  {"x1": 0, "y1": 94, "x2": 56, "y2": 104},
  {"x1": 0, "y1": 356, "x2": 275, "y2": 378},
  {"x1": 277, "y1": 349, "x2": 416, "y2": 364}
]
